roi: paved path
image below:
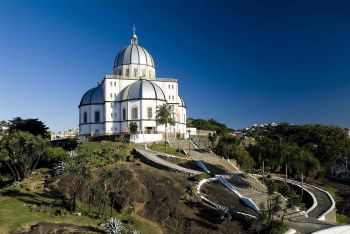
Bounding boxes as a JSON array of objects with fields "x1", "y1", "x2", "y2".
[
  {"x1": 134, "y1": 146, "x2": 201, "y2": 175},
  {"x1": 270, "y1": 176, "x2": 334, "y2": 220},
  {"x1": 303, "y1": 185, "x2": 333, "y2": 219},
  {"x1": 286, "y1": 216, "x2": 338, "y2": 233}
]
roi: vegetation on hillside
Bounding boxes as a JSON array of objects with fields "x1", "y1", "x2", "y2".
[
  {"x1": 211, "y1": 122, "x2": 349, "y2": 178},
  {"x1": 245, "y1": 122, "x2": 350, "y2": 176},
  {"x1": 187, "y1": 118, "x2": 234, "y2": 135},
  {"x1": 0, "y1": 118, "x2": 158, "y2": 233},
  {"x1": 215, "y1": 136, "x2": 255, "y2": 172},
  {"x1": 148, "y1": 142, "x2": 187, "y2": 157}
]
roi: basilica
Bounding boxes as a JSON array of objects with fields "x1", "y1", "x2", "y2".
[{"x1": 79, "y1": 30, "x2": 187, "y2": 142}]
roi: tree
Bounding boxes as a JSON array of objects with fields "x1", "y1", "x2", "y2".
[
  {"x1": 109, "y1": 166, "x2": 133, "y2": 216},
  {"x1": 44, "y1": 147, "x2": 69, "y2": 167},
  {"x1": 0, "y1": 131, "x2": 49, "y2": 181},
  {"x1": 281, "y1": 189, "x2": 299, "y2": 224},
  {"x1": 51, "y1": 137, "x2": 79, "y2": 151},
  {"x1": 187, "y1": 118, "x2": 233, "y2": 135},
  {"x1": 208, "y1": 132, "x2": 218, "y2": 148},
  {"x1": 156, "y1": 104, "x2": 175, "y2": 149},
  {"x1": 129, "y1": 122, "x2": 138, "y2": 143},
  {"x1": 289, "y1": 147, "x2": 320, "y2": 199},
  {"x1": 254, "y1": 178, "x2": 285, "y2": 234},
  {"x1": 8, "y1": 117, "x2": 50, "y2": 138},
  {"x1": 67, "y1": 163, "x2": 91, "y2": 212},
  {"x1": 0, "y1": 120, "x2": 8, "y2": 134},
  {"x1": 101, "y1": 169, "x2": 113, "y2": 191},
  {"x1": 233, "y1": 147, "x2": 254, "y2": 172}
]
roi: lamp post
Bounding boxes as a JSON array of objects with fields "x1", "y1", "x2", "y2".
[
  {"x1": 187, "y1": 129, "x2": 191, "y2": 156},
  {"x1": 345, "y1": 156, "x2": 349, "y2": 175}
]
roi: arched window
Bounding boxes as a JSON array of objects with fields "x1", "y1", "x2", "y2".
[
  {"x1": 95, "y1": 111, "x2": 100, "y2": 123},
  {"x1": 147, "y1": 107, "x2": 152, "y2": 119},
  {"x1": 83, "y1": 112, "x2": 87, "y2": 123},
  {"x1": 122, "y1": 108, "x2": 126, "y2": 120}
]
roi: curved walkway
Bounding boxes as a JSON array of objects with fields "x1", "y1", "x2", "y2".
[
  {"x1": 268, "y1": 176, "x2": 334, "y2": 220},
  {"x1": 134, "y1": 146, "x2": 201, "y2": 175},
  {"x1": 299, "y1": 183, "x2": 333, "y2": 219}
]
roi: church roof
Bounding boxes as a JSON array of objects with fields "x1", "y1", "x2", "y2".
[
  {"x1": 114, "y1": 32, "x2": 155, "y2": 68},
  {"x1": 80, "y1": 86, "x2": 104, "y2": 106},
  {"x1": 121, "y1": 79, "x2": 166, "y2": 101}
]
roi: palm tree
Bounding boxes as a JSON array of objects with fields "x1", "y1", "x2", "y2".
[
  {"x1": 289, "y1": 147, "x2": 320, "y2": 199},
  {"x1": 156, "y1": 103, "x2": 175, "y2": 149}
]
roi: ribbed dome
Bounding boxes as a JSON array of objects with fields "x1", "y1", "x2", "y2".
[
  {"x1": 80, "y1": 86, "x2": 104, "y2": 106},
  {"x1": 121, "y1": 80, "x2": 165, "y2": 101},
  {"x1": 114, "y1": 44, "x2": 154, "y2": 68}
]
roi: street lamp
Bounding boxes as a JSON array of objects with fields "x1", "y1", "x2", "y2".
[{"x1": 187, "y1": 129, "x2": 191, "y2": 156}]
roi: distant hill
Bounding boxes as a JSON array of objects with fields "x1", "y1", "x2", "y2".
[{"x1": 187, "y1": 118, "x2": 234, "y2": 135}]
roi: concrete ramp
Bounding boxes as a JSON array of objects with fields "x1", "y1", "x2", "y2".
[{"x1": 217, "y1": 175, "x2": 260, "y2": 213}]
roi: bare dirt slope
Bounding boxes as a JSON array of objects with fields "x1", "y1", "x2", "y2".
[{"x1": 119, "y1": 162, "x2": 246, "y2": 234}]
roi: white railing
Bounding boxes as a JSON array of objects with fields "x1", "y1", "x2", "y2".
[{"x1": 156, "y1": 78, "x2": 178, "y2": 82}]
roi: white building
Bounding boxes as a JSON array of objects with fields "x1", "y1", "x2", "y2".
[
  {"x1": 51, "y1": 128, "x2": 79, "y2": 140},
  {"x1": 79, "y1": 30, "x2": 187, "y2": 141}
]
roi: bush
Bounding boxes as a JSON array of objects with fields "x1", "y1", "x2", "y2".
[
  {"x1": 188, "y1": 173, "x2": 211, "y2": 182},
  {"x1": 42, "y1": 147, "x2": 69, "y2": 167},
  {"x1": 76, "y1": 141, "x2": 132, "y2": 167},
  {"x1": 51, "y1": 138, "x2": 79, "y2": 151}
]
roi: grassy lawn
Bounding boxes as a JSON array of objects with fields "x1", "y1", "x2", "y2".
[
  {"x1": 0, "y1": 186, "x2": 160, "y2": 234},
  {"x1": 336, "y1": 214, "x2": 350, "y2": 224},
  {"x1": 0, "y1": 188, "x2": 99, "y2": 234},
  {"x1": 148, "y1": 142, "x2": 187, "y2": 157}
]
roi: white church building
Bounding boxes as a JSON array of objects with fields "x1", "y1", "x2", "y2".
[{"x1": 79, "y1": 30, "x2": 187, "y2": 142}]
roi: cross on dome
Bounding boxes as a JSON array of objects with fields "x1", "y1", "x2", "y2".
[
  {"x1": 132, "y1": 24, "x2": 136, "y2": 35},
  {"x1": 131, "y1": 24, "x2": 138, "y2": 44}
]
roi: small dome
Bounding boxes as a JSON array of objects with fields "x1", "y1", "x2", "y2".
[
  {"x1": 80, "y1": 86, "x2": 104, "y2": 106},
  {"x1": 178, "y1": 96, "x2": 186, "y2": 107},
  {"x1": 121, "y1": 80, "x2": 166, "y2": 101}
]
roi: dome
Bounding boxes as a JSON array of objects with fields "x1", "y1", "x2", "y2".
[
  {"x1": 178, "y1": 96, "x2": 186, "y2": 107},
  {"x1": 121, "y1": 80, "x2": 166, "y2": 101},
  {"x1": 114, "y1": 34, "x2": 155, "y2": 69},
  {"x1": 80, "y1": 86, "x2": 104, "y2": 106}
]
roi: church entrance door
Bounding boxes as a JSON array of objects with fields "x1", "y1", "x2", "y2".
[{"x1": 145, "y1": 127, "x2": 155, "y2": 134}]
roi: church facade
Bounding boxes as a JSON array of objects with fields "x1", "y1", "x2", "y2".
[{"x1": 79, "y1": 31, "x2": 187, "y2": 140}]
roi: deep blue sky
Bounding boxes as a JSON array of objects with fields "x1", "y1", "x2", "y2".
[{"x1": 1, "y1": 0, "x2": 350, "y2": 131}]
